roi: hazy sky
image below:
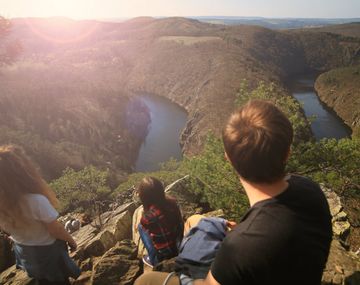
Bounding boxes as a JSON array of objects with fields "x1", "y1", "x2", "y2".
[{"x1": 1, "y1": 0, "x2": 360, "y2": 19}]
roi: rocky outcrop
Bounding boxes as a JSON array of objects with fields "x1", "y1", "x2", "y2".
[
  {"x1": 322, "y1": 186, "x2": 351, "y2": 241},
  {"x1": 72, "y1": 202, "x2": 135, "y2": 261},
  {"x1": 0, "y1": 202, "x2": 140, "y2": 285},
  {"x1": 2, "y1": 177, "x2": 359, "y2": 285},
  {"x1": 0, "y1": 265, "x2": 35, "y2": 285},
  {"x1": 322, "y1": 186, "x2": 360, "y2": 285},
  {"x1": 91, "y1": 240, "x2": 142, "y2": 285},
  {"x1": 322, "y1": 240, "x2": 360, "y2": 285},
  {"x1": 71, "y1": 203, "x2": 140, "y2": 284}
]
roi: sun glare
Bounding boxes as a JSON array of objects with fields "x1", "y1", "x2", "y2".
[
  {"x1": 24, "y1": 18, "x2": 100, "y2": 44},
  {"x1": 32, "y1": 0, "x2": 96, "y2": 19}
]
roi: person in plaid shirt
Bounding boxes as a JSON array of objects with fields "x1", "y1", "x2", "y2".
[{"x1": 137, "y1": 177, "x2": 184, "y2": 267}]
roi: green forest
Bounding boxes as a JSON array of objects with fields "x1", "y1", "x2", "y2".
[
  {"x1": 1, "y1": 15, "x2": 359, "y2": 251},
  {"x1": 51, "y1": 81, "x2": 360, "y2": 251}
]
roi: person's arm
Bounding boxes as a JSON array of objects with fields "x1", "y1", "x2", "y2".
[
  {"x1": 45, "y1": 220, "x2": 77, "y2": 251},
  {"x1": 193, "y1": 271, "x2": 220, "y2": 285}
]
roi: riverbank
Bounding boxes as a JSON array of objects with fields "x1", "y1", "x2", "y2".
[
  {"x1": 135, "y1": 94, "x2": 188, "y2": 172},
  {"x1": 315, "y1": 66, "x2": 360, "y2": 138},
  {"x1": 288, "y1": 73, "x2": 352, "y2": 140}
]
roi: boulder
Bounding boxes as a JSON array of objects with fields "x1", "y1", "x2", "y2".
[
  {"x1": 321, "y1": 186, "x2": 360, "y2": 284},
  {"x1": 91, "y1": 240, "x2": 142, "y2": 285},
  {"x1": 322, "y1": 186, "x2": 351, "y2": 242},
  {"x1": 72, "y1": 204, "x2": 134, "y2": 261},
  {"x1": 73, "y1": 271, "x2": 92, "y2": 285},
  {"x1": 322, "y1": 240, "x2": 360, "y2": 285},
  {"x1": 0, "y1": 265, "x2": 34, "y2": 285}
]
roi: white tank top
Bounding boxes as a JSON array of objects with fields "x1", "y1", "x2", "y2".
[{"x1": 0, "y1": 194, "x2": 58, "y2": 246}]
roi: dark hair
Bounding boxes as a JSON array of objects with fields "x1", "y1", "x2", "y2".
[
  {"x1": 222, "y1": 100, "x2": 293, "y2": 183},
  {"x1": 137, "y1": 177, "x2": 170, "y2": 211}
]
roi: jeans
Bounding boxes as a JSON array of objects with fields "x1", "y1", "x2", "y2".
[
  {"x1": 138, "y1": 224, "x2": 158, "y2": 265},
  {"x1": 14, "y1": 240, "x2": 80, "y2": 282}
]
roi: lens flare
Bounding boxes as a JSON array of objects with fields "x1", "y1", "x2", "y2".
[{"x1": 24, "y1": 17, "x2": 100, "y2": 44}]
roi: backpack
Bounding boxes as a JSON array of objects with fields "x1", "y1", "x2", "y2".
[{"x1": 175, "y1": 217, "x2": 227, "y2": 279}]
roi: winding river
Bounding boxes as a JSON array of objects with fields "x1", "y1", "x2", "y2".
[
  {"x1": 289, "y1": 74, "x2": 351, "y2": 140},
  {"x1": 135, "y1": 95, "x2": 188, "y2": 172},
  {"x1": 135, "y1": 74, "x2": 350, "y2": 172}
]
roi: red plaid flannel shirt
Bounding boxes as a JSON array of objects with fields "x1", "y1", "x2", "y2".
[{"x1": 140, "y1": 203, "x2": 183, "y2": 255}]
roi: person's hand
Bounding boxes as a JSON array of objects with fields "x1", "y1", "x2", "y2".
[
  {"x1": 226, "y1": 220, "x2": 237, "y2": 230},
  {"x1": 68, "y1": 239, "x2": 77, "y2": 252}
]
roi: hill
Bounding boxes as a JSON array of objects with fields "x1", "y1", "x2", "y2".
[
  {"x1": 192, "y1": 16, "x2": 360, "y2": 29},
  {"x1": 1, "y1": 16, "x2": 359, "y2": 174},
  {"x1": 315, "y1": 65, "x2": 360, "y2": 137},
  {"x1": 310, "y1": 22, "x2": 360, "y2": 38},
  {"x1": 1, "y1": 16, "x2": 360, "y2": 282}
]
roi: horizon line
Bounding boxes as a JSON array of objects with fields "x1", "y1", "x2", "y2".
[{"x1": 8, "y1": 15, "x2": 360, "y2": 21}]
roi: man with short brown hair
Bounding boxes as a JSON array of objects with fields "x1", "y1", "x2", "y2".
[
  {"x1": 222, "y1": 100, "x2": 293, "y2": 183},
  {"x1": 135, "y1": 100, "x2": 332, "y2": 285}
]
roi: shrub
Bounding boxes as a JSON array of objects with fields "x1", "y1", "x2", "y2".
[{"x1": 50, "y1": 166, "x2": 111, "y2": 214}]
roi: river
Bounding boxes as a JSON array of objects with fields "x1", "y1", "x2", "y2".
[
  {"x1": 135, "y1": 75, "x2": 350, "y2": 172},
  {"x1": 135, "y1": 95, "x2": 188, "y2": 172},
  {"x1": 289, "y1": 75, "x2": 351, "y2": 140}
]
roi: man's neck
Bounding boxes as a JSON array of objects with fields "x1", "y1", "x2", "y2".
[{"x1": 240, "y1": 177, "x2": 289, "y2": 207}]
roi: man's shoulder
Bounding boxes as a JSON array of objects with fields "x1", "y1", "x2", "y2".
[
  {"x1": 287, "y1": 174, "x2": 320, "y2": 190},
  {"x1": 225, "y1": 205, "x2": 295, "y2": 246}
]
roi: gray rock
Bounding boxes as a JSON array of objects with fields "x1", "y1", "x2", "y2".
[
  {"x1": 91, "y1": 240, "x2": 141, "y2": 285},
  {"x1": 0, "y1": 265, "x2": 35, "y2": 285},
  {"x1": 322, "y1": 185, "x2": 351, "y2": 242},
  {"x1": 322, "y1": 240, "x2": 360, "y2": 285},
  {"x1": 72, "y1": 207, "x2": 133, "y2": 261}
]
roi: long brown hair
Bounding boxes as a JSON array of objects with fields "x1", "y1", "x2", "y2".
[
  {"x1": 0, "y1": 145, "x2": 59, "y2": 228},
  {"x1": 137, "y1": 176, "x2": 175, "y2": 211}
]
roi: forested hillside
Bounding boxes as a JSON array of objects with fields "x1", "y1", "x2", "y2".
[
  {"x1": 315, "y1": 65, "x2": 360, "y2": 138},
  {"x1": 1, "y1": 18, "x2": 359, "y2": 248},
  {"x1": 4, "y1": 17, "x2": 360, "y2": 158}
]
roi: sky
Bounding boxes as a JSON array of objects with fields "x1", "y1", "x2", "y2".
[{"x1": 1, "y1": 0, "x2": 360, "y2": 19}]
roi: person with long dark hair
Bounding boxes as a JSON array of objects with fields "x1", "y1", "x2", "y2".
[{"x1": 137, "y1": 176, "x2": 184, "y2": 267}]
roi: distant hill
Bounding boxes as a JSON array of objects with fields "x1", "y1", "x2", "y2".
[
  {"x1": 191, "y1": 16, "x2": 360, "y2": 29},
  {"x1": 309, "y1": 22, "x2": 360, "y2": 38},
  {"x1": 1, "y1": 17, "x2": 359, "y2": 172}
]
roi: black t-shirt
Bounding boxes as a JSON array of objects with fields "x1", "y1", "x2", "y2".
[{"x1": 211, "y1": 175, "x2": 332, "y2": 285}]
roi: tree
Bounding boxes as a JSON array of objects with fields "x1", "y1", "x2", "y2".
[
  {"x1": 0, "y1": 16, "x2": 21, "y2": 66},
  {"x1": 50, "y1": 166, "x2": 111, "y2": 214},
  {"x1": 182, "y1": 134, "x2": 248, "y2": 221}
]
